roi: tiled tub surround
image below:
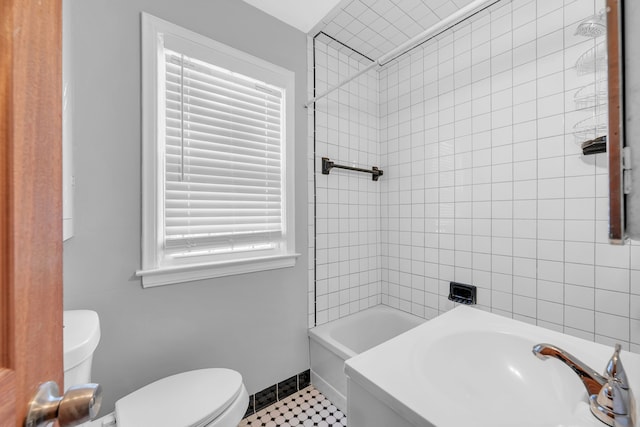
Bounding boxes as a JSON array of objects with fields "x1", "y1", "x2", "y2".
[
  {"x1": 309, "y1": 34, "x2": 382, "y2": 328},
  {"x1": 378, "y1": 0, "x2": 640, "y2": 350},
  {"x1": 309, "y1": 0, "x2": 640, "y2": 352}
]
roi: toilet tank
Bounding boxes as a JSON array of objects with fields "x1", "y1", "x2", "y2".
[{"x1": 63, "y1": 310, "x2": 100, "y2": 391}]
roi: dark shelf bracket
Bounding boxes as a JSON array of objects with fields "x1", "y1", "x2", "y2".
[
  {"x1": 581, "y1": 135, "x2": 607, "y2": 155},
  {"x1": 321, "y1": 157, "x2": 383, "y2": 181}
]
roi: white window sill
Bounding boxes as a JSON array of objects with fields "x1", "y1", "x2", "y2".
[{"x1": 136, "y1": 253, "x2": 301, "y2": 288}]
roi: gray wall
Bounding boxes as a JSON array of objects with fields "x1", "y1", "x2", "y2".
[{"x1": 62, "y1": 0, "x2": 308, "y2": 415}]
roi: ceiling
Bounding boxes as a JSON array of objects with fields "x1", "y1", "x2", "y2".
[
  {"x1": 241, "y1": 0, "x2": 343, "y2": 33},
  {"x1": 242, "y1": 0, "x2": 476, "y2": 61}
]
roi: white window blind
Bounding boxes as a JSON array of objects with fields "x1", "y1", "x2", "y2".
[
  {"x1": 163, "y1": 50, "x2": 285, "y2": 257},
  {"x1": 139, "y1": 13, "x2": 297, "y2": 287}
]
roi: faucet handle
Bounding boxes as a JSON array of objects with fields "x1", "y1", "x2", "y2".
[
  {"x1": 605, "y1": 344, "x2": 630, "y2": 389},
  {"x1": 595, "y1": 344, "x2": 636, "y2": 427},
  {"x1": 590, "y1": 379, "x2": 636, "y2": 427}
]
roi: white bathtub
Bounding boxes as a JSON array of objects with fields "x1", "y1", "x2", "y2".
[{"x1": 308, "y1": 305, "x2": 425, "y2": 411}]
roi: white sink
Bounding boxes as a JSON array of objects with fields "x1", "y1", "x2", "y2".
[
  {"x1": 345, "y1": 306, "x2": 640, "y2": 427},
  {"x1": 416, "y1": 331, "x2": 588, "y2": 426}
]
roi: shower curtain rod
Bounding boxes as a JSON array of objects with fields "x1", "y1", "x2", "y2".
[{"x1": 305, "y1": 0, "x2": 498, "y2": 108}]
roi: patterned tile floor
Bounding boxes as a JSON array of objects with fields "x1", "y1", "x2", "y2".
[{"x1": 239, "y1": 386, "x2": 347, "y2": 427}]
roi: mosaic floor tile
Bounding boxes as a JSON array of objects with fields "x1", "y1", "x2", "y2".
[{"x1": 239, "y1": 386, "x2": 347, "y2": 427}]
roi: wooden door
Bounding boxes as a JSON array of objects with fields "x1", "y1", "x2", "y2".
[{"x1": 0, "y1": 0, "x2": 63, "y2": 426}]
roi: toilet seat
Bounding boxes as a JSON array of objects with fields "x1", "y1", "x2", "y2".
[{"x1": 115, "y1": 368, "x2": 244, "y2": 427}]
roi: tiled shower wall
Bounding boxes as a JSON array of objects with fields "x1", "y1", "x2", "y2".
[
  {"x1": 309, "y1": 0, "x2": 639, "y2": 351},
  {"x1": 308, "y1": 36, "x2": 381, "y2": 327},
  {"x1": 379, "y1": 0, "x2": 639, "y2": 351}
]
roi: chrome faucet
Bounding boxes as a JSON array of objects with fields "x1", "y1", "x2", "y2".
[
  {"x1": 532, "y1": 343, "x2": 608, "y2": 395},
  {"x1": 533, "y1": 343, "x2": 636, "y2": 427}
]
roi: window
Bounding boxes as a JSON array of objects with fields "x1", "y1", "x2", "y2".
[{"x1": 138, "y1": 13, "x2": 297, "y2": 287}]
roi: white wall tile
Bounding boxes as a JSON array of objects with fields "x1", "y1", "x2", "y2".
[
  {"x1": 538, "y1": 300, "x2": 563, "y2": 325},
  {"x1": 513, "y1": 275, "x2": 537, "y2": 298},
  {"x1": 595, "y1": 244, "x2": 630, "y2": 269},
  {"x1": 595, "y1": 312, "x2": 630, "y2": 342},
  {"x1": 595, "y1": 289, "x2": 629, "y2": 318},
  {"x1": 538, "y1": 279, "x2": 563, "y2": 303},
  {"x1": 565, "y1": 305, "x2": 594, "y2": 332},
  {"x1": 564, "y1": 241, "x2": 595, "y2": 265},
  {"x1": 310, "y1": 0, "x2": 636, "y2": 347},
  {"x1": 565, "y1": 283, "x2": 594, "y2": 310},
  {"x1": 631, "y1": 319, "x2": 640, "y2": 347}
]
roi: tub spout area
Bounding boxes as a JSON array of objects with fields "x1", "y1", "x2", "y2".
[{"x1": 532, "y1": 343, "x2": 607, "y2": 396}]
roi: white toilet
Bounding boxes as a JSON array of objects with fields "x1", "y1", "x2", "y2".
[{"x1": 63, "y1": 310, "x2": 249, "y2": 427}]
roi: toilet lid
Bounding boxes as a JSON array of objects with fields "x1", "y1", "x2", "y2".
[{"x1": 115, "y1": 368, "x2": 243, "y2": 427}]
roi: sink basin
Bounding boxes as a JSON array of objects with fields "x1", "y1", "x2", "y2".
[
  {"x1": 415, "y1": 331, "x2": 588, "y2": 426},
  {"x1": 345, "y1": 306, "x2": 640, "y2": 427}
]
